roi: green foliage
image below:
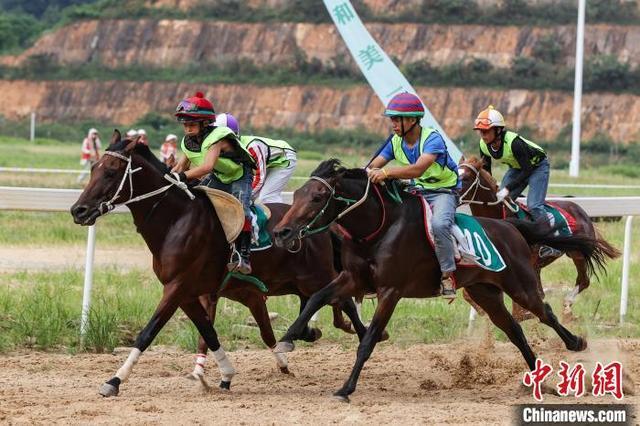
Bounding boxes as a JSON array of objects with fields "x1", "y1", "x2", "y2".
[{"x1": 0, "y1": 12, "x2": 42, "y2": 52}]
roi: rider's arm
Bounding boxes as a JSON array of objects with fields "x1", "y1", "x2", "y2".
[
  {"x1": 368, "y1": 155, "x2": 389, "y2": 169},
  {"x1": 385, "y1": 153, "x2": 435, "y2": 179},
  {"x1": 247, "y1": 141, "x2": 268, "y2": 197},
  {"x1": 185, "y1": 143, "x2": 221, "y2": 180},
  {"x1": 505, "y1": 137, "x2": 535, "y2": 191}
]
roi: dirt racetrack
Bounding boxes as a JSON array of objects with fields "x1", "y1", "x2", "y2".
[{"x1": 1, "y1": 339, "x2": 637, "y2": 425}]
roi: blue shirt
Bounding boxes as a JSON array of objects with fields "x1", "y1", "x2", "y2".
[{"x1": 378, "y1": 129, "x2": 460, "y2": 188}]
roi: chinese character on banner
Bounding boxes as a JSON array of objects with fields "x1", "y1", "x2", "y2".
[
  {"x1": 557, "y1": 361, "x2": 586, "y2": 397},
  {"x1": 592, "y1": 361, "x2": 624, "y2": 399},
  {"x1": 358, "y1": 45, "x2": 384, "y2": 70},
  {"x1": 523, "y1": 358, "x2": 553, "y2": 402},
  {"x1": 333, "y1": 2, "x2": 355, "y2": 25}
]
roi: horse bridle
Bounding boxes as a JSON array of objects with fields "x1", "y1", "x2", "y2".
[
  {"x1": 458, "y1": 163, "x2": 517, "y2": 212},
  {"x1": 97, "y1": 150, "x2": 195, "y2": 216},
  {"x1": 297, "y1": 175, "x2": 387, "y2": 243}
]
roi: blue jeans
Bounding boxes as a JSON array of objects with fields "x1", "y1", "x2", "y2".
[
  {"x1": 421, "y1": 190, "x2": 458, "y2": 273},
  {"x1": 501, "y1": 159, "x2": 550, "y2": 222},
  {"x1": 201, "y1": 165, "x2": 253, "y2": 221}
]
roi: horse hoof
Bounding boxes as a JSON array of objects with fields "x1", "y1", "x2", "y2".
[
  {"x1": 332, "y1": 391, "x2": 350, "y2": 403},
  {"x1": 309, "y1": 327, "x2": 322, "y2": 342},
  {"x1": 279, "y1": 366, "x2": 292, "y2": 375},
  {"x1": 98, "y1": 377, "x2": 121, "y2": 397},
  {"x1": 274, "y1": 341, "x2": 295, "y2": 353},
  {"x1": 378, "y1": 330, "x2": 390, "y2": 342},
  {"x1": 576, "y1": 337, "x2": 588, "y2": 351},
  {"x1": 219, "y1": 380, "x2": 231, "y2": 390}
]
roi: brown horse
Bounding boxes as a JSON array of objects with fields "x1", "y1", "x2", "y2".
[
  {"x1": 70, "y1": 131, "x2": 364, "y2": 397},
  {"x1": 271, "y1": 159, "x2": 609, "y2": 402},
  {"x1": 458, "y1": 157, "x2": 620, "y2": 316}
]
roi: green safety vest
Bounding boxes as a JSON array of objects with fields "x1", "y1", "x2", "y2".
[
  {"x1": 391, "y1": 127, "x2": 458, "y2": 189},
  {"x1": 181, "y1": 126, "x2": 255, "y2": 184},
  {"x1": 240, "y1": 135, "x2": 295, "y2": 169},
  {"x1": 479, "y1": 131, "x2": 546, "y2": 169}
]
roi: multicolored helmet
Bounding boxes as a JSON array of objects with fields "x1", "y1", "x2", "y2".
[
  {"x1": 473, "y1": 106, "x2": 505, "y2": 130},
  {"x1": 383, "y1": 92, "x2": 425, "y2": 118},
  {"x1": 175, "y1": 92, "x2": 216, "y2": 122},
  {"x1": 214, "y1": 113, "x2": 240, "y2": 136}
]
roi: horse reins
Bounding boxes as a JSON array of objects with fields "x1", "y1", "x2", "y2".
[
  {"x1": 98, "y1": 151, "x2": 195, "y2": 217},
  {"x1": 297, "y1": 175, "x2": 387, "y2": 243}
]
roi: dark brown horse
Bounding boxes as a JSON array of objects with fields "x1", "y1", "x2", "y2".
[
  {"x1": 271, "y1": 159, "x2": 609, "y2": 402},
  {"x1": 458, "y1": 157, "x2": 620, "y2": 317},
  {"x1": 70, "y1": 132, "x2": 364, "y2": 397}
]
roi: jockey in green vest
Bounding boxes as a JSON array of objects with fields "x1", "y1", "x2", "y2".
[
  {"x1": 474, "y1": 106, "x2": 560, "y2": 258},
  {"x1": 215, "y1": 113, "x2": 298, "y2": 204},
  {"x1": 171, "y1": 92, "x2": 256, "y2": 274},
  {"x1": 367, "y1": 92, "x2": 460, "y2": 300}
]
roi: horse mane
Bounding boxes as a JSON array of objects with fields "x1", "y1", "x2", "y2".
[{"x1": 465, "y1": 156, "x2": 498, "y2": 191}]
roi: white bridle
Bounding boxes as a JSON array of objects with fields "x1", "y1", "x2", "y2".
[
  {"x1": 97, "y1": 150, "x2": 195, "y2": 216},
  {"x1": 458, "y1": 163, "x2": 517, "y2": 212}
]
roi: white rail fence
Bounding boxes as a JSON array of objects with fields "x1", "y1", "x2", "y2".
[{"x1": 0, "y1": 186, "x2": 637, "y2": 333}]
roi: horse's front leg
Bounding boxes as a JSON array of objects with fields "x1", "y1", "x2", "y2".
[
  {"x1": 180, "y1": 297, "x2": 236, "y2": 390},
  {"x1": 274, "y1": 271, "x2": 358, "y2": 353},
  {"x1": 99, "y1": 283, "x2": 182, "y2": 397},
  {"x1": 333, "y1": 287, "x2": 401, "y2": 402},
  {"x1": 189, "y1": 294, "x2": 218, "y2": 380}
]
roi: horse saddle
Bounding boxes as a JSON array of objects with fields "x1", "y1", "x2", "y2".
[
  {"x1": 419, "y1": 197, "x2": 506, "y2": 272},
  {"x1": 505, "y1": 200, "x2": 576, "y2": 237},
  {"x1": 195, "y1": 186, "x2": 271, "y2": 246}
]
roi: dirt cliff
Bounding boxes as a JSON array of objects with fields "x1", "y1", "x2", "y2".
[
  {"x1": 4, "y1": 19, "x2": 639, "y2": 70},
  {"x1": 2, "y1": 79, "x2": 638, "y2": 143}
]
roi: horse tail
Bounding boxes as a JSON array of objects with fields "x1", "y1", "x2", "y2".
[
  {"x1": 595, "y1": 228, "x2": 622, "y2": 260},
  {"x1": 505, "y1": 218, "x2": 613, "y2": 279},
  {"x1": 330, "y1": 231, "x2": 343, "y2": 273}
]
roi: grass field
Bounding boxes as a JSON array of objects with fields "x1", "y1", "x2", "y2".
[{"x1": 0, "y1": 135, "x2": 638, "y2": 354}]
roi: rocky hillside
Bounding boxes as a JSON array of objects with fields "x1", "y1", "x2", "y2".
[{"x1": 3, "y1": 79, "x2": 638, "y2": 142}]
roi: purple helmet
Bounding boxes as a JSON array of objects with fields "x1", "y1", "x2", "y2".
[{"x1": 214, "y1": 113, "x2": 240, "y2": 136}]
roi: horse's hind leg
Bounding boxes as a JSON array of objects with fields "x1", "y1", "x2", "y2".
[
  {"x1": 180, "y1": 297, "x2": 236, "y2": 390},
  {"x1": 331, "y1": 304, "x2": 356, "y2": 334},
  {"x1": 509, "y1": 279, "x2": 587, "y2": 352},
  {"x1": 465, "y1": 283, "x2": 537, "y2": 370},
  {"x1": 99, "y1": 284, "x2": 182, "y2": 397},
  {"x1": 333, "y1": 287, "x2": 401, "y2": 402},
  {"x1": 563, "y1": 253, "x2": 589, "y2": 316}
]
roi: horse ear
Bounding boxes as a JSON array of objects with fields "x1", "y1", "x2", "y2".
[
  {"x1": 124, "y1": 137, "x2": 138, "y2": 153},
  {"x1": 110, "y1": 129, "x2": 121, "y2": 146}
]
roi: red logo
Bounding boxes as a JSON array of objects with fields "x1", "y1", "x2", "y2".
[
  {"x1": 523, "y1": 358, "x2": 554, "y2": 402},
  {"x1": 592, "y1": 361, "x2": 624, "y2": 400},
  {"x1": 557, "y1": 361, "x2": 586, "y2": 397}
]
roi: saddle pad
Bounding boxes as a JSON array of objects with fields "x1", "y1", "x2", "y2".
[
  {"x1": 196, "y1": 186, "x2": 243, "y2": 243},
  {"x1": 421, "y1": 198, "x2": 506, "y2": 272},
  {"x1": 505, "y1": 200, "x2": 576, "y2": 237},
  {"x1": 250, "y1": 204, "x2": 272, "y2": 251}
]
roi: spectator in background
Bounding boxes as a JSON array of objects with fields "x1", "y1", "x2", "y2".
[
  {"x1": 160, "y1": 133, "x2": 178, "y2": 168},
  {"x1": 126, "y1": 129, "x2": 138, "y2": 139},
  {"x1": 77, "y1": 128, "x2": 101, "y2": 183},
  {"x1": 138, "y1": 129, "x2": 149, "y2": 146}
]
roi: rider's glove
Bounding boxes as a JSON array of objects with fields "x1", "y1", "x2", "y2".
[{"x1": 496, "y1": 187, "x2": 509, "y2": 202}]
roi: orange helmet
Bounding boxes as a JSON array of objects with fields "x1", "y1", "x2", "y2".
[{"x1": 473, "y1": 106, "x2": 505, "y2": 130}]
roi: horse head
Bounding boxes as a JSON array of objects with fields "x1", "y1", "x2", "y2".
[
  {"x1": 70, "y1": 129, "x2": 166, "y2": 226},
  {"x1": 458, "y1": 156, "x2": 498, "y2": 204}
]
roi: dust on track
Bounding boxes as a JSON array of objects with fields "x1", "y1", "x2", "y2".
[{"x1": 1, "y1": 339, "x2": 637, "y2": 425}]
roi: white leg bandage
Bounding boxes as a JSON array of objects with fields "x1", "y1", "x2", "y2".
[
  {"x1": 212, "y1": 348, "x2": 236, "y2": 382},
  {"x1": 272, "y1": 350, "x2": 288, "y2": 369},
  {"x1": 193, "y1": 353, "x2": 207, "y2": 377},
  {"x1": 115, "y1": 348, "x2": 141, "y2": 382}
]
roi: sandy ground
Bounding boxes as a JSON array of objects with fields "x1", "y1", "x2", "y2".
[
  {"x1": 0, "y1": 246, "x2": 150, "y2": 272},
  {"x1": 0, "y1": 339, "x2": 637, "y2": 425}
]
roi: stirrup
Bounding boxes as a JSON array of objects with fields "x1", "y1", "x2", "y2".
[
  {"x1": 441, "y1": 276, "x2": 456, "y2": 300},
  {"x1": 538, "y1": 245, "x2": 563, "y2": 259}
]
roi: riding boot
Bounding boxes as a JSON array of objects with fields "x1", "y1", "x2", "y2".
[
  {"x1": 538, "y1": 245, "x2": 563, "y2": 259},
  {"x1": 228, "y1": 231, "x2": 252, "y2": 274},
  {"x1": 441, "y1": 274, "x2": 456, "y2": 300}
]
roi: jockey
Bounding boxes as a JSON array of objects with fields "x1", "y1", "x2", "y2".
[
  {"x1": 171, "y1": 92, "x2": 256, "y2": 274},
  {"x1": 215, "y1": 113, "x2": 297, "y2": 204},
  {"x1": 367, "y1": 92, "x2": 460, "y2": 299},
  {"x1": 160, "y1": 134, "x2": 178, "y2": 167},
  {"x1": 474, "y1": 106, "x2": 560, "y2": 257}
]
